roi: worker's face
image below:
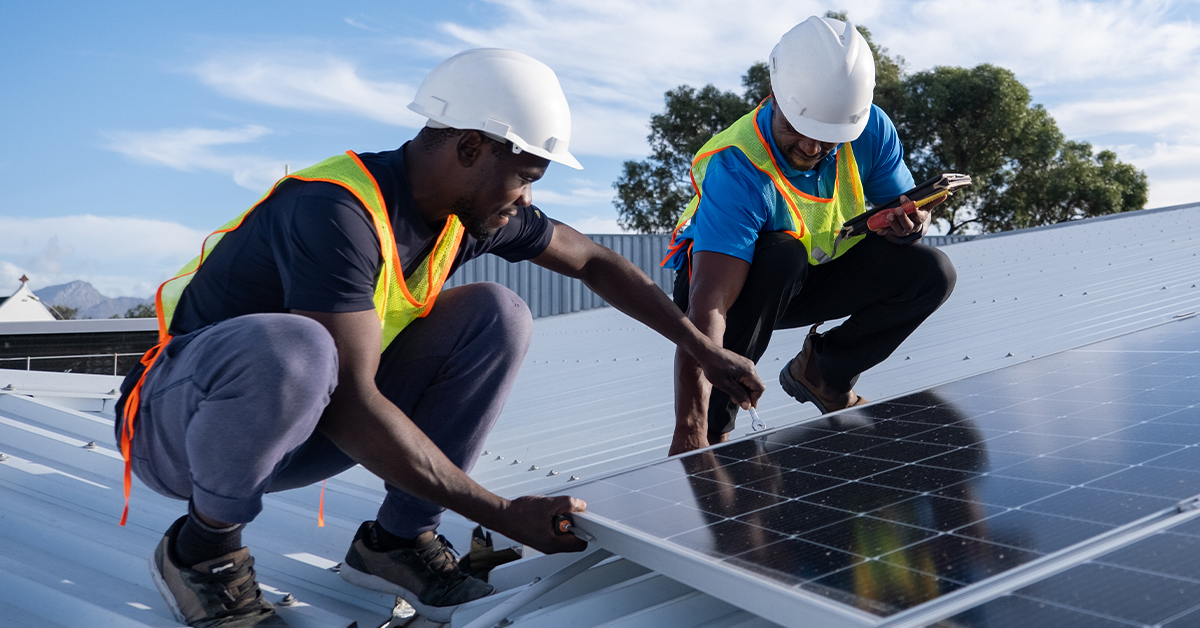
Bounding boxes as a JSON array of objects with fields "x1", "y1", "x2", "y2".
[
  {"x1": 454, "y1": 137, "x2": 548, "y2": 240},
  {"x1": 770, "y1": 103, "x2": 837, "y2": 171}
]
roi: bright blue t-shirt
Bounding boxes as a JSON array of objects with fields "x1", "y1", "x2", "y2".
[{"x1": 663, "y1": 100, "x2": 914, "y2": 270}]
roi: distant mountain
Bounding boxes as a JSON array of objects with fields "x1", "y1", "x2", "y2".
[{"x1": 35, "y1": 281, "x2": 152, "y2": 319}]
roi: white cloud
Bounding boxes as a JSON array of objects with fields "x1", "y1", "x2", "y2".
[
  {"x1": 0, "y1": 216, "x2": 209, "y2": 297},
  {"x1": 426, "y1": 0, "x2": 826, "y2": 157},
  {"x1": 104, "y1": 125, "x2": 286, "y2": 191},
  {"x1": 193, "y1": 53, "x2": 424, "y2": 128},
  {"x1": 420, "y1": 0, "x2": 1200, "y2": 182}
]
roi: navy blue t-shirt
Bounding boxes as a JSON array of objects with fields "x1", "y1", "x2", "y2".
[{"x1": 168, "y1": 145, "x2": 555, "y2": 336}]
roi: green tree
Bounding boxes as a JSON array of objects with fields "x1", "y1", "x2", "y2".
[
  {"x1": 124, "y1": 302, "x2": 156, "y2": 318},
  {"x1": 614, "y1": 14, "x2": 1146, "y2": 236},
  {"x1": 613, "y1": 82, "x2": 758, "y2": 233},
  {"x1": 898, "y1": 64, "x2": 1147, "y2": 233},
  {"x1": 48, "y1": 304, "x2": 78, "y2": 320},
  {"x1": 981, "y1": 141, "x2": 1149, "y2": 231},
  {"x1": 613, "y1": 11, "x2": 907, "y2": 233}
]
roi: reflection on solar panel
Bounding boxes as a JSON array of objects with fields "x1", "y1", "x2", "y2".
[{"x1": 564, "y1": 314, "x2": 1200, "y2": 627}]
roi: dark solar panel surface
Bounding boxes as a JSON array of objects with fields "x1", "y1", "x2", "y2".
[
  {"x1": 941, "y1": 515, "x2": 1200, "y2": 627},
  {"x1": 568, "y1": 315, "x2": 1200, "y2": 618}
]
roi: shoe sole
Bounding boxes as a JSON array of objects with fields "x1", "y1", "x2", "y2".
[
  {"x1": 149, "y1": 556, "x2": 189, "y2": 626},
  {"x1": 779, "y1": 363, "x2": 830, "y2": 414},
  {"x1": 339, "y1": 563, "x2": 460, "y2": 623}
]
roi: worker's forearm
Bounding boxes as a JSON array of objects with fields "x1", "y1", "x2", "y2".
[
  {"x1": 317, "y1": 383, "x2": 507, "y2": 527},
  {"x1": 674, "y1": 346, "x2": 710, "y2": 432},
  {"x1": 672, "y1": 308, "x2": 726, "y2": 433},
  {"x1": 579, "y1": 251, "x2": 717, "y2": 360}
]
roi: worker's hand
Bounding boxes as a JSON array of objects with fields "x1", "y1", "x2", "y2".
[
  {"x1": 669, "y1": 426, "x2": 711, "y2": 457},
  {"x1": 493, "y1": 495, "x2": 588, "y2": 554},
  {"x1": 873, "y1": 195, "x2": 938, "y2": 242},
  {"x1": 694, "y1": 346, "x2": 765, "y2": 412}
]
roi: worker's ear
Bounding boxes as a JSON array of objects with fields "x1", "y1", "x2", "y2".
[{"x1": 456, "y1": 131, "x2": 488, "y2": 168}]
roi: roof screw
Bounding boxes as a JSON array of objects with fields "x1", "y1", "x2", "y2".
[
  {"x1": 2, "y1": 384, "x2": 12, "y2": 391},
  {"x1": 108, "y1": 389, "x2": 118, "y2": 395},
  {"x1": 992, "y1": 299, "x2": 996, "y2": 303},
  {"x1": 83, "y1": 441, "x2": 97, "y2": 450},
  {"x1": 0, "y1": 453, "x2": 8, "y2": 462},
  {"x1": 547, "y1": 470, "x2": 559, "y2": 476},
  {"x1": 1083, "y1": 292, "x2": 1088, "y2": 295},
  {"x1": 1060, "y1": 294, "x2": 1064, "y2": 297},
  {"x1": 482, "y1": 451, "x2": 491, "y2": 456},
  {"x1": 905, "y1": 356, "x2": 911, "y2": 360},
  {"x1": 278, "y1": 593, "x2": 297, "y2": 607},
  {"x1": 511, "y1": 460, "x2": 521, "y2": 465},
  {"x1": 569, "y1": 475, "x2": 580, "y2": 481},
  {"x1": 1163, "y1": 286, "x2": 1168, "y2": 290},
  {"x1": 529, "y1": 465, "x2": 540, "y2": 471},
  {"x1": 495, "y1": 456, "x2": 504, "y2": 461},
  {"x1": 963, "y1": 356, "x2": 972, "y2": 360},
  {"x1": 1006, "y1": 353, "x2": 1014, "y2": 357}
]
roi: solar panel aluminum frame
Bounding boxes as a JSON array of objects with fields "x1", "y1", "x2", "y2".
[
  {"x1": 572, "y1": 486, "x2": 1200, "y2": 628},
  {"x1": 571, "y1": 511, "x2": 881, "y2": 628}
]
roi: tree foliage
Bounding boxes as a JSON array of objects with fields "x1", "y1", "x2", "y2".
[
  {"x1": 124, "y1": 302, "x2": 156, "y2": 318},
  {"x1": 49, "y1": 304, "x2": 78, "y2": 320},
  {"x1": 614, "y1": 13, "x2": 1147, "y2": 236}
]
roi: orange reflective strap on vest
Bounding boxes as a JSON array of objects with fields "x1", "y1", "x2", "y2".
[
  {"x1": 119, "y1": 334, "x2": 169, "y2": 526},
  {"x1": 117, "y1": 150, "x2": 464, "y2": 525}
]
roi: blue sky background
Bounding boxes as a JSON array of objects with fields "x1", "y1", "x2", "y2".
[{"x1": 2, "y1": 0, "x2": 1198, "y2": 298}]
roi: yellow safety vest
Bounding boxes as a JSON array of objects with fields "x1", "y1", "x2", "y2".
[
  {"x1": 155, "y1": 150, "x2": 465, "y2": 352},
  {"x1": 663, "y1": 99, "x2": 866, "y2": 267},
  {"x1": 119, "y1": 151, "x2": 463, "y2": 526}
]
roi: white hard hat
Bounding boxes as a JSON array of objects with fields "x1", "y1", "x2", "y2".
[
  {"x1": 769, "y1": 16, "x2": 876, "y2": 144},
  {"x1": 408, "y1": 48, "x2": 583, "y2": 170}
]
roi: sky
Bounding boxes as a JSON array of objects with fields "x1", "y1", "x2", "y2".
[{"x1": 2, "y1": 0, "x2": 1198, "y2": 299}]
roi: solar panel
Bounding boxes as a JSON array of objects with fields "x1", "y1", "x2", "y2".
[
  {"x1": 562, "y1": 314, "x2": 1200, "y2": 627},
  {"x1": 942, "y1": 515, "x2": 1200, "y2": 627}
]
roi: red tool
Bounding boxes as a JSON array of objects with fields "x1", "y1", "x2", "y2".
[{"x1": 840, "y1": 173, "x2": 972, "y2": 238}]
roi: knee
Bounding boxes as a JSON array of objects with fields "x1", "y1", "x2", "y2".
[
  {"x1": 752, "y1": 233, "x2": 809, "y2": 267},
  {"x1": 744, "y1": 235, "x2": 808, "y2": 289},
  {"x1": 913, "y1": 245, "x2": 957, "y2": 303},
  {"x1": 457, "y1": 282, "x2": 533, "y2": 353},
  {"x1": 236, "y1": 314, "x2": 339, "y2": 394}
]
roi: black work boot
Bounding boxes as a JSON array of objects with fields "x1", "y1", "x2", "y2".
[
  {"x1": 340, "y1": 521, "x2": 495, "y2": 622},
  {"x1": 150, "y1": 516, "x2": 287, "y2": 628}
]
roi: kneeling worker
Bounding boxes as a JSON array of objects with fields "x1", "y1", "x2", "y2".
[
  {"x1": 664, "y1": 16, "x2": 957, "y2": 455},
  {"x1": 118, "y1": 48, "x2": 764, "y2": 627}
]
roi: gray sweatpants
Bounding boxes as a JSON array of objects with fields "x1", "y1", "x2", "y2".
[{"x1": 123, "y1": 282, "x2": 532, "y2": 537}]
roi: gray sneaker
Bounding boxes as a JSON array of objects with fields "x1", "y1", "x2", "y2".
[
  {"x1": 149, "y1": 516, "x2": 287, "y2": 628},
  {"x1": 339, "y1": 521, "x2": 495, "y2": 622}
]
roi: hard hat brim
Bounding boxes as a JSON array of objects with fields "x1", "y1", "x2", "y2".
[{"x1": 777, "y1": 99, "x2": 869, "y2": 144}]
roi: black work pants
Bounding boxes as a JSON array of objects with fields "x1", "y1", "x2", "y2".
[{"x1": 673, "y1": 232, "x2": 956, "y2": 440}]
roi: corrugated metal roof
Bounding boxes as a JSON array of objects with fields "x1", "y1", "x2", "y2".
[{"x1": 0, "y1": 203, "x2": 1198, "y2": 627}]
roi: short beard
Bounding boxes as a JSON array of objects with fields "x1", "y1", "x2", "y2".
[{"x1": 453, "y1": 195, "x2": 497, "y2": 240}]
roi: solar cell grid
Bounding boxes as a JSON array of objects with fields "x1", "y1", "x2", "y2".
[
  {"x1": 566, "y1": 316, "x2": 1200, "y2": 624},
  {"x1": 944, "y1": 520, "x2": 1200, "y2": 627}
]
